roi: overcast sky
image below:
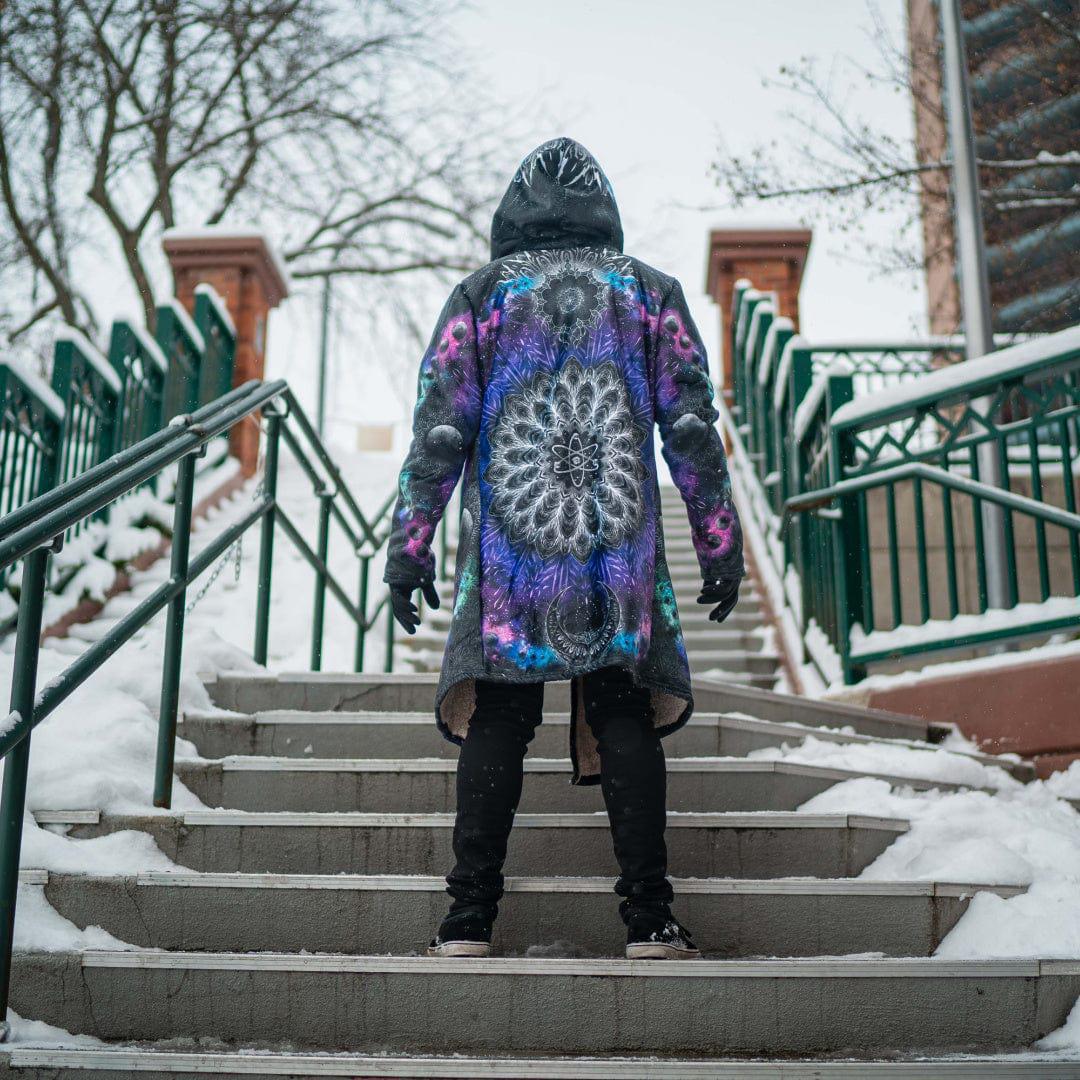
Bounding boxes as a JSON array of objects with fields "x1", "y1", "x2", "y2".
[{"x1": 270, "y1": 0, "x2": 928, "y2": 445}]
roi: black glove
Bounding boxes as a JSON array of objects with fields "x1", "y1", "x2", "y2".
[
  {"x1": 388, "y1": 579, "x2": 440, "y2": 634},
  {"x1": 697, "y1": 577, "x2": 741, "y2": 624}
]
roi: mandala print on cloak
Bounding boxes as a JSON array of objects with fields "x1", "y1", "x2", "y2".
[
  {"x1": 487, "y1": 359, "x2": 646, "y2": 665},
  {"x1": 502, "y1": 249, "x2": 631, "y2": 347}
]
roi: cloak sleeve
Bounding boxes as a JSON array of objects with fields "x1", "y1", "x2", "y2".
[
  {"x1": 384, "y1": 286, "x2": 482, "y2": 587},
  {"x1": 653, "y1": 278, "x2": 745, "y2": 584}
]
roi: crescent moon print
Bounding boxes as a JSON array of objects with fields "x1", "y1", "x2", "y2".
[
  {"x1": 545, "y1": 583, "x2": 621, "y2": 666},
  {"x1": 486, "y1": 359, "x2": 646, "y2": 561}
]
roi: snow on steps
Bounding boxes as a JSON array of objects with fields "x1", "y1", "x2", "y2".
[
  {"x1": 176, "y1": 704, "x2": 1035, "y2": 781},
  {"x1": 169, "y1": 754, "x2": 1015, "y2": 814},
  {"x1": 16, "y1": 666, "x2": 1069, "y2": 1066},
  {"x1": 29, "y1": 809, "x2": 907, "y2": 878}
]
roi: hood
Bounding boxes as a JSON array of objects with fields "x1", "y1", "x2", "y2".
[{"x1": 490, "y1": 138, "x2": 623, "y2": 261}]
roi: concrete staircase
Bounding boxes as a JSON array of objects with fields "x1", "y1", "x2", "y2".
[
  {"x1": 397, "y1": 488, "x2": 783, "y2": 690},
  {"x1": 7, "y1": 494, "x2": 1078, "y2": 1076}
]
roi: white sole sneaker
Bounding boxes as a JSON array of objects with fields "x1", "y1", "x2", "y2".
[
  {"x1": 626, "y1": 942, "x2": 701, "y2": 960},
  {"x1": 427, "y1": 940, "x2": 492, "y2": 957}
]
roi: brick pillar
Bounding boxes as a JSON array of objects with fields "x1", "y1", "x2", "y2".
[
  {"x1": 162, "y1": 230, "x2": 290, "y2": 475},
  {"x1": 705, "y1": 227, "x2": 812, "y2": 397}
]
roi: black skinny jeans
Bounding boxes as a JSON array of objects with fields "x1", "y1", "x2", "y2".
[{"x1": 446, "y1": 666, "x2": 673, "y2": 922}]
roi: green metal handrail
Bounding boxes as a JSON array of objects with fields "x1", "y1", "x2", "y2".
[
  {"x1": 0, "y1": 288, "x2": 237, "y2": 612},
  {"x1": 0, "y1": 374, "x2": 425, "y2": 1037},
  {"x1": 783, "y1": 461, "x2": 1080, "y2": 669},
  {"x1": 784, "y1": 461, "x2": 1080, "y2": 533},
  {"x1": 724, "y1": 272, "x2": 1080, "y2": 688}
]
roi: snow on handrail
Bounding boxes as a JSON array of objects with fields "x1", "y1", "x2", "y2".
[
  {"x1": 118, "y1": 318, "x2": 169, "y2": 374},
  {"x1": 162, "y1": 297, "x2": 206, "y2": 354},
  {"x1": 2, "y1": 358, "x2": 65, "y2": 421},
  {"x1": 194, "y1": 283, "x2": 236, "y2": 339},
  {"x1": 771, "y1": 333, "x2": 810, "y2": 410},
  {"x1": 831, "y1": 325, "x2": 1080, "y2": 430},
  {"x1": 757, "y1": 316, "x2": 795, "y2": 388},
  {"x1": 54, "y1": 327, "x2": 123, "y2": 395},
  {"x1": 792, "y1": 360, "x2": 853, "y2": 443}
]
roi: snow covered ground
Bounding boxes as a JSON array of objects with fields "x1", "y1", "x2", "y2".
[{"x1": 798, "y1": 776, "x2": 1080, "y2": 956}]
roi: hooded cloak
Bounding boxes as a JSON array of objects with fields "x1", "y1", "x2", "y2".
[{"x1": 385, "y1": 138, "x2": 743, "y2": 783}]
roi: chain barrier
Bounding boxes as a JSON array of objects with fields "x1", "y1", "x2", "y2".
[
  {"x1": 183, "y1": 478, "x2": 264, "y2": 616},
  {"x1": 184, "y1": 534, "x2": 243, "y2": 616}
]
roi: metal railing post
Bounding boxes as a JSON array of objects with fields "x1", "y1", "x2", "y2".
[
  {"x1": 826, "y1": 375, "x2": 864, "y2": 685},
  {"x1": 0, "y1": 545, "x2": 49, "y2": 1039},
  {"x1": 354, "y1": 554, "x2": 370, "y2": 672},
  {"x1": 253, "y1": 411, "x2": 282, "y2": 665},
  {"x1": 940, "y1": 0, "x2": 1010, "y2": 617},
  {"x1": 384, "y1": 594, "x2": 395, "y2": 673},
  {"x1": 310, "y1": 490, "x2": 332, "y2": 671},
  {"x1": 153, "y1": 451, "x2": 196, "y2": 809}
]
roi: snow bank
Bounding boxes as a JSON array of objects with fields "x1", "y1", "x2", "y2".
[
  {"x1": 1039, "y1": 997, "x2": 1080, "y2": 1052},
  {"x1": 799, "y1": 778, "x2": 1080, "y2": 958},
  {"x1": 748, "y1": 734, "x2": 1021, "y2": 791},
  {"x1": 4, "y1": 1010, "x2": 104, "y2": 1047},
  {"x1": 14, "y1": 885, "x2": 132, "y2": 953},
  {"x1": 1047, "y1": 762, "x2": 1080, "y2": 799},
  {"x1": 937, "y1": 881, "x2": 1080, "y2": 960}
]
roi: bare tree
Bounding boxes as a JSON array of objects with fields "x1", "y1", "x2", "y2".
[
  {"x1": 0, "y1": 0, "x2": 500, "y2": 346},
  {"x1": 709, "y1": 0, "x2": 1079, "y2": 332}
]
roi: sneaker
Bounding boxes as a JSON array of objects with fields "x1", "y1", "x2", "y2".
[
  {"x1": 624, "y1": 906, "x2": 700, "y2": 960},
  {"x1": 427, "y1": 907, "x2": 493, "y2": 958}
]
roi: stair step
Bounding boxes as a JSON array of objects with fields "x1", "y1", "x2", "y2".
[
  {"x1": 9, "y1": 1051, "x2": 1080, "y2": 1080},
  {"x1": 676, "y1": 611, "x2": 763, "y2": 629},
  {"x1": 178, "y1": 708, "x2": 1026, "y2": 778},
  {"x1": 690, "y1": 678, "x2": 936, "y2": 743},
  {"x1": 15, "y1": 951, "x2": 1076, "y2": 1055},
  {"x1": 396, "y1": 651, "x2": 780, "y2": 683},
  {"x1": 37, "y1": 870, "x2": 1021, "y2": 958},
  {"x1": 42, "y1": 810, "x2": 906, "y2": 878},
  {"x1": 201, "y1": 674, "x2": 1021, "y2": 767},
  {"x1": 174, "y1": 756, "x2": 970, "y2": 815}
]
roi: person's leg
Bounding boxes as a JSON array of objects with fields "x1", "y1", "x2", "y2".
[
  {"x1": 429, "y1": 678, "x2": 543, "y2": 956},
  {"x1": 583, "y1": 667, "x2": 698, "y2": 959},
  {"x1": 583, "y1": 666, "x2": 672, "y2": 907}
]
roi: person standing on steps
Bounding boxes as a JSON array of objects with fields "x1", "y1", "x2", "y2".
[{"x1": 384, "y1": 138, "x2": 744, "y2": 960}]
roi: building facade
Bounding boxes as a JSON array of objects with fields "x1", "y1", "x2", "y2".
[{"x1": 907, "y1": 0, "x2": 1079, "y2": 334}]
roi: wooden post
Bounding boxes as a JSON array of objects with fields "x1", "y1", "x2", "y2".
[
  {"x1": 162, "y1": 230, "x2": 290, "y2": 475},
  {"x1": 704, "y1": 227, "x2": 812, "y2": 401}
]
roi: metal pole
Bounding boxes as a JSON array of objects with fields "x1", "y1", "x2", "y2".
[
  {"x1": 254, "y1": 413, "x2": 282, "y2": 665},
  {"x1": 939, "y1": 0, "x2": 1010, "y2": 613},
  {"x1": 316, "y1": 277, "x2": 331, "y2": 440},
  {"x1": 310, "y1": 490, "x2": 332, "y2": 671},
  {"x1": 384, "y1": 594, "x2": 395, "y2": 674},
  {"x1": 354, "y1": 555, "x2": 370, "y2": 672},
  {"x1": 154, "y1": 452, "x2": 196, "y2": 809},
  {"x1": 0, "y1": 546, "x2": 49, "y2": 1039}
]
